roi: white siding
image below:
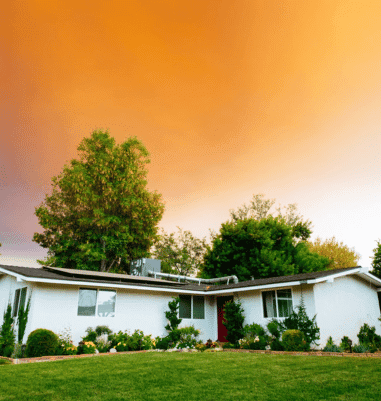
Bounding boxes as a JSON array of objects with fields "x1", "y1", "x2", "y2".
[
  {"x1": 237, "y1": 284, "x2": 316, "y2": 329},
  {"x1": 314, "y1": 275, "x2": 381, "y2": 346},
  {"x1": 25, "y1": 283, "x2": 216, "y2": 344}
]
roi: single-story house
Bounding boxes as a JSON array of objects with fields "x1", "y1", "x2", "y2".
[{"x1": 1, "y1": 262, "x2": 381, "y2": 347}]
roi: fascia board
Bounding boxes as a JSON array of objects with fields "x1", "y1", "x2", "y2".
[
  {"x1": 0, "y1": 267, "x2": 25, "y2": 282},
  {"x1": 358, "y1": 272, "x2": 381, "y2": 287},
  {"x1": 311, "y1": 268, "x2": 361, "y2": 284},
  {"x1": 206, "y1": 280, "x2": 303, "y2": 295},
  {"x1": 2, "y1": 275, "x2": 207, "y2": 295}
]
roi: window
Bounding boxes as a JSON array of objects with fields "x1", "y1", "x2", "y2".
[
  {"x1": 78, "y1": 289, "x2": 116, "y2": 317},
  {"x1": 262, "y1": 289, "x2": 293, "y2": 318},
  {"x1": 179, "y1": 295, "x2": 205, "y2": 319},
  {"x1": 13, "y1": 287, "x2": 27, "y2": 317}
]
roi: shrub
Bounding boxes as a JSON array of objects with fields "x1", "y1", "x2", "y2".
[
  {"x1": 223, "y1": 300, "x2": 245, "y2": 346},
  {"x1": 240, "y1": 335, "x2": 267, "y2": 350},
  {"x1": 56, "y1": 328, "x2": 77, "y2": 356},
  {"x1": 267, "y1": 320, "x2": 282, "y2": 340},
  {"x1": 155, "y1": 336, "x2": 171, "y2": 350},
  {"x1": 357, "y1": 324, "x2": 381, "y2": 350},
  {"x1": 79, "y1": 341, "x2": 97, "y2": 354},
  {"x1": 222, "y1": 342, "x2": 235, "y2": 349},
  {"x1": 353, "y1": 343, "x2": 370, "y2": 353},
  {"x1": 282, "y1": 329, "x2": 307, "y2": 351},
  {"x1": 95, "y1": 325, "x2": 113, "y2": 337},
  {"x1": 109, "y1": 330, "x2": 153, "y2": 352},
  {"x1": 269, "y1": 338, "x2": 284, "y2": 351},
  {"x1": 0, "y1": 304, "x2": 15, "y2": 357},
  {"x1": 177, "y1": 326, "x2": 200, "y2": 349},
  {"x1": 340, "y1": 336, "x2": 352, "y2": 352},
  {"x1": 11, "y1": 343, "x2": 25, "y2": 359},
  {"x1": 17, "y1": 294, "x2": 31, "y2": 344},
  {"x1": 195, "y1": 343, "x2": 207, "y2": 352},
  {"x1": 280, "y1": 297, "x2": 320, "y2": 349},
  {"x1": 244, "y1": 323, "x2": 266, "y2": 338},
  {"x1": 323, "y1": 344, "x2": 342, "y2": 353},
  {"x1": 26, "y1": 329, "x2": 59, "y2": 358},
  {"x1": 95, "y1": 334, "x2": 111, "y2": 353},
  {"x1": 82, "y1": 327, "x2": 98, "y2": 343}
]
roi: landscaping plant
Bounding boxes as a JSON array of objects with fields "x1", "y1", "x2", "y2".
[
  {"x1": 282, "y1": 329, "x2": 308, "y2": 351},
  {"x1": 323, "y1": 336, "x2": 342, "y2": 353},
  {"x1": 267, "y1": 320, "x2": 284, "y2": 351},
  {"x1": 279, "y1": 297, "x2": 320, "y2": 349},
  {"x1": 339, "y1": 336, "x2": 352, "y2": 352},
  {"x1": 357, "y1": 323, "x2": 381, "y2": 352},
  {"x1": 0, "y1": 304, "x2": 15, "y2": 357},
  {"x1": 17, "y1": 294, "x2": 31, "y2": 344},
  {"x1": 26, "y1": 329, "x2": 59, "y2": 358},
  {"x1": 56, "y1": 328, "x2": 77, "y2": 355},
  {"x1": 222, "y1": 300, "x2": 245, "y2": 346}
]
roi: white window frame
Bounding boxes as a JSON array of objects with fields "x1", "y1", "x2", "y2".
[
  {"x1": 179, "y1": 295, "x2": 205, "y2": 320},
  {"x1": 261, "y1": 288, "x2": 293, "y2": 319},
  {"x1": 77, "y1": 288, "x2": 117, "y2": 317}
]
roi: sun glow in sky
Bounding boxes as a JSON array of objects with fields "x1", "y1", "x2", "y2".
[{"x1": 1, "y1": 1, "x2": 381, "y2": 267}]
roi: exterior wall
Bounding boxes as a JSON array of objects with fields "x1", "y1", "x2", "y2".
[
  {"x1": 314, "y1": 275, "x2": 381, "y2": 346},
  {"x1": 0, "y1": 275, "x2": 35, "y2": 343},
  {"x1": 24, "y1": 283, "x2": 216, "y2": 345},
  {"x1": 237, "y1": 284, "x2": 316, "y2": 329}
]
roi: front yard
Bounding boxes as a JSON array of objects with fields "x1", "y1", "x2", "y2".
[{"x1": 1, "y1": 352, "x2": 381, "y2": 400}]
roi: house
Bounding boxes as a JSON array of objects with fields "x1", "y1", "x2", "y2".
[{"x1": 1, "y1": 262, "x2": 381, "y2": 347}]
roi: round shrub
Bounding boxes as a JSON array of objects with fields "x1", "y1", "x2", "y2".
[
  {"x1": 26, "y1": 329, "x2": 59, "y2": 357},
  {"x1": 282, "y1": 329, "x2": 307, "y2": 351}
]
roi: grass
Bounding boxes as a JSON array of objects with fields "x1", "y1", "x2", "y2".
[{"x1": 1, "y1": 352, "x2": 381, "y2": 400}]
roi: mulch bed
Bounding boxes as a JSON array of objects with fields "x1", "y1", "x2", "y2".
[{"x1": 2, "y1": 348, "x2": 381, "y2": 365}]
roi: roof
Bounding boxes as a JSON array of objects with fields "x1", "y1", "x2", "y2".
[{"x1": 1, "y1": 264, "x2": 380, "y2": 294}]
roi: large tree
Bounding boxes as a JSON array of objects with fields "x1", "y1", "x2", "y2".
[
  {"x1": 228, "y1": 194, "x2": 312, "y2": 241},
  {"x1": 306, "y1": 237, "x2": 360, "y2": 269},
  {"x1": 371, "y1": 240, "x2": 381, "y2": 278},
  {"x1": 33, "y1": 130, "x2": 164, "y2": 272},
  {"x1": 201, "y1": 210, "x2": 329, "y2": 282},
  {"x1": 151, "y1": 227, "x2": 208, "y2": 276}
]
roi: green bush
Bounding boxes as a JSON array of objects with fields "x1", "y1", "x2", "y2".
[
  {"x1": 95, "y1": 325, "x2": 113, "y2": 337},
  {"x1": 357, "y1": 324, "x2": 381, "y2": 350},
  {"x1": 0, "y1": 304, "x2": 15, "y2": 357},
  {"x1": 267, "y1": 320, "x2": 282, "y2": 340},
  {"x1": 177, "y1": 326, "x2": 200, "y2": 349},
  {"x1": 269, "y1": 338, "x2": 284, "y2": 351},
  {"x1": 56, "y1": 328, "x2": 77, "y2": 355},
  {"x1": 339, "y1": 336, "x2": 352, "y2": 352},
  {"x1": 109, "y1": 330, "x2": 153, "y2": 352},
  {"x1": 244, "y1": 323, "x2": 266, "y2": 338},
  {"x1": 82, "y1": 327, "x2": 98, "y2": 343},
  {"x1": 223, "y1": 300, "x2": 245, "y2": 346},
  {"x1": 280, "y1": 298, "x2": 319, "y2": 349},
  {"x1": 240, "y1": 335, "x2": 267, "y2": 350},
  {"x1": 78, "y1": 341, "x2": 97, "y2": 354},
  {"x1": 26, "y1": 329, "x2": 59, "y2": 358},
  {"x1": 323, "y1": 344, "x2": 342, "y2": 353},
  {"x1": 282, "y1": 329, "x2": 307, "y2": 351},
  {"x1": 353, "y1": 343, "x2": 370, "y2": 353}
]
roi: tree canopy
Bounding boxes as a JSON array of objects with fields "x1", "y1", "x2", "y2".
[
  {"x1": 151, "y1": 227, "x2": 208, "y2": 276},
  {"x1": 371, "y1": 240, "x2": 381, "y2": 278},
  {"x1": 33, "y1": 130, "x2": 164, "y2": 272},
  {"x1": 201, "y1": 216, "x2": 330, "y2": 281},
  {"x1": 306, "y1": 237, "x2": 360, "y2": 269}
]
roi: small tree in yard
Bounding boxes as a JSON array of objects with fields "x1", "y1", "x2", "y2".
[
  {"x1": 0, "y1": 304, "x2": 15, "y2": 357},
  {"x1": 17, "y1": 294, "x2": 31, "y2": 344},
  {"x1": 279, "y1": 297, "x2": 320, "y2": 349},
  {"x1": 223, "y1": 300, "x2": 245, "y2": 346},
  {"x1": 165, "y1": 297, "x2": 182, "y2": 344}
]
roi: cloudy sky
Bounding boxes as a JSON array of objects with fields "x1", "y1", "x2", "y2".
[{"x1": 1, "y1": 1, "x2": 381, "y2": 267}]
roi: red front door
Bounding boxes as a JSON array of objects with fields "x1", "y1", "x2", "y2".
[{"x1": 217, "y1": 296, "x2": 233, "y2": 342}]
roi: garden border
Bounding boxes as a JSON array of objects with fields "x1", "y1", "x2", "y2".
[{"x1": 2, "y1": 348, "x2": 381, "y2": 365}]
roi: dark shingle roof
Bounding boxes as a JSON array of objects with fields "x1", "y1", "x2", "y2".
[{"x1": 0, "y1": 264, "x2": 369, "y2": 292}]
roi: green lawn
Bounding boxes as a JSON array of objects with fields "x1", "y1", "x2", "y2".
[{"x1": 1, "y1": 352, "x2": 380, "y2": 400}]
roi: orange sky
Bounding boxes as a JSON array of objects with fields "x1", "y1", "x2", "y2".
[{"x1": 1, "y1": 1, "x2": 381, "y2": 267}]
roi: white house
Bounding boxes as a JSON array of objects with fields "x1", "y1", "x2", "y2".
[{"x1": 1, "y1": 263, "x2": 380, "y2": 347}]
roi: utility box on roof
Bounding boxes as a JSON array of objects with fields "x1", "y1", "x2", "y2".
[{"x1": 130, "y1": 259, "x2": 161, "y2": 277}]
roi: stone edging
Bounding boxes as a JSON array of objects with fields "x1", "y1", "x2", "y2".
[{"x1": 223, "y1": 349, "x2": 381, "y2": 358}]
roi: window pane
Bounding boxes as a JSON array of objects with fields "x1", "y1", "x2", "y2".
[
  {"x1": 97, "y1": 290, "x2": 116, "y2": 317},
  {"x1": 78, "y1": 289, "x2": 97, "y2": 316},
  {"x1": 277, "y1": 289, "x2": 292, "y2": 300},
  {"x1": 278, "y1": 299, "x2": 293, "y2": 318},
  {"x1": 193, "y1": 296, "x2": 205, "y2": 319},
  {"x1": 179, "y1": 295, "x2": 191, "y2": 319},
  {"x1": 13, "y1": 289, "x2": 21, "y2": 317},
  {"x1": 262, "y1": 291, "x2": 277, "y2": 318}
]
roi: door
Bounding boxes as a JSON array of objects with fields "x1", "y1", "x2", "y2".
[{"x1": 217, "y1": 296, "x2": 233, "y2": 342}]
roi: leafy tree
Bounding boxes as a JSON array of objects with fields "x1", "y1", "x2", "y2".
[
  {"x1": 228, "y1": 194, "x2": 312, "y2": 241},
  {"x1": 371, "y1": 240, "x2": 381, "y2": 278},
  {"x1": 306, "y1": 237, "x2": 360, "y2": 269},
  {"x1": 201, "y1": 216, "x2": 329, "y2": 281},
  {"x1": 151, "y1": 227, "x2": 208, "y2": 276},
  {"x1": 33, "y1": 130, "x2": 164, "y2": 272}
]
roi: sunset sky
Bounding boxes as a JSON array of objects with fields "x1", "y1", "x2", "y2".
[{"x1": 1, "y1": 1, "x2": 381, "y2": 268}]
